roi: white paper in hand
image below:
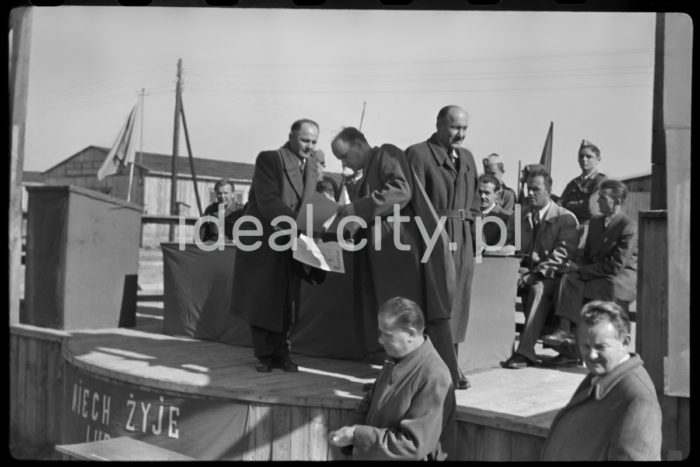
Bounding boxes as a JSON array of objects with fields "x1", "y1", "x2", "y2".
[{"x1": 294, "y1": 234, "x2": 345, "y2": 273}]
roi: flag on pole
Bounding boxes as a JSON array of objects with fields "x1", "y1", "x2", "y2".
[
  {"x1": 539, "y1": 121, "x2": 553, "y2": 174},
  {"x1": 97, "y1": 104, "x2": 139, "y2": 181}
]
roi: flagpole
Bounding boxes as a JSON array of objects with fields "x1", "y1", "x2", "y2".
[
  {"x1": 126, "y1": 89, "x2": 145, "y2": 203},
  {"x1": 359, "y1": 101, "x2": 366, "y2": 131}
]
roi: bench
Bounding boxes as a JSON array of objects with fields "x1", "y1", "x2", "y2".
[{"x1": 55, "y1": 436, "x2": 195, "y2": 461}]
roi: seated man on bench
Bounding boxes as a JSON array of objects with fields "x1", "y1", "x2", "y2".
[
  {"x1": 503, "y1": 167, "x2": 579, "y2": 369},
  {"x1": 542, "y1": 179, "x2": 638, "y2": 366}
]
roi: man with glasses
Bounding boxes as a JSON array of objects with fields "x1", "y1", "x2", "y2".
[{"x1": 330, "y1": 127, "x2": 457, "y2": 391}]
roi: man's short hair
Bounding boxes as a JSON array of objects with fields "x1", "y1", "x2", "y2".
[
  {"x1": 478, "y1": 173, "x2": 501, "y2": 192},
  {"x1": 526, "y1": 166, "x2": 553, "y2": 192},
  {"x1": 290, "y1": 118, "x2": 319, "y2": 133},
  {"x1": 580, "y1": 300, "x2": 631, "y2": 339},
  {"x1": 378, "y1": 297, "x2": 425, "y2": 334},
  {"x1": 579, "y1": 139, "x2": 601, "y2": 158},
  {"x1": 599, "y1": 179, "x2": 627, "y2": 205},
  {"x1": 334, "y1": 126, "x2": 368, "y2": 146},
  {"x1": 214, "y1": 178, "x2": 235, "y2": 192}
]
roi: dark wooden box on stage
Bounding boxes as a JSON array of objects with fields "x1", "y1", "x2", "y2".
[{"x1": 22, "y1": 185, "x2": 142, "y2": 330}]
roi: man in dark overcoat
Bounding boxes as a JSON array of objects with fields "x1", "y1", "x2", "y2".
[
  {"x1": 231, "y1": 119, "x2": 324, "y2": 373},
  {"x1": 405, "y1": 105, "x2": 480, "y2": 390},
  {"x1": 330, "y1": 127, "x2": 458, "y2": 388}
]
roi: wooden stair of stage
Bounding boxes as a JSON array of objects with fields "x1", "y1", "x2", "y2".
[{"x1": 55, "y1": 436, "x2": 195, "y2": 461}]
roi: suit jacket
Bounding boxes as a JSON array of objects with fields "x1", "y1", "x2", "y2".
[
  {"x1": 578, "y1": 212, "x2": 637, "y2": 302},
  {"x1": 497, "y1": 184, "x2": 517, "y2": 214},
  {"x1": 559, "y1": 171, "x2": 606, "y2": 223},
  {"x1": 405, "y1": 135, "x2": 480, "y2": 341},
  {"x1": 199, "y1": 202, "x2": 244, "y2": 242},
  {"x1": 507, "y1": 202, "x2": 579, "y2": 279},
  {"x1": 231, "y1": 143, "x2": 323, "y2": 331},
  {"x1": 479, "y1": 204, "x2": 511, "y2": 248},
  {"x1": 541, "y1": 354, "x2": 662, "y2": 460}
]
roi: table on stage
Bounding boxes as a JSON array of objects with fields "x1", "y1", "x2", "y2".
[{"x1": 161, "y1": 243, "x2": 520, "y2": 371}]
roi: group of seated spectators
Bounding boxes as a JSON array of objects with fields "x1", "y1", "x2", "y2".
[{"x1": 476, "y1": 140, "x2": 638, "y2": 370}]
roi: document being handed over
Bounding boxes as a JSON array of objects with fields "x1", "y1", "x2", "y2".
[
  {"x1": 293, "y1": 192, "x2": 347, "y2": 273},
  {"x1": 294, "y1": 233, "x2": 345, "y2": 273}
]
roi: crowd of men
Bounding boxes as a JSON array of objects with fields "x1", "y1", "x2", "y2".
[{"x1": 199, "y1": 106, "x2": 661, "y2": 461}]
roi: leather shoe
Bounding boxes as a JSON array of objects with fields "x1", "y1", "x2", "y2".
[
  {"x1": 454, "y1": 377, "x2": 471, "y2": 390},
  {"x1": 543, "y1": 329, "x2": 574, "y2": 348},
  {"x1": 541, "y1": 353, "x2": 579, "y2": 368},
  {"x1": 273, "y1": 357, "x2": 299, "y2": 372},
  {"x1": 504, "y1": 354, "x2": 534, "y2": 369},
  {"x1": 255, "y1": 358, "x2": 272, "y2": 373}
]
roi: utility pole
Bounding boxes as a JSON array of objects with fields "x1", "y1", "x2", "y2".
[
  {"x1": 9, "y1": 8, "x2": 33, "y2": 325},
  {"x1": 169, "y1": 59, "x2": 183, "y2": 241},
  {"x1": 138, "y1": 88, "x2": 146, "y2": 167}
]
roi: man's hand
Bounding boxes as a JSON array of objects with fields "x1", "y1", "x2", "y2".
[
  {"x1": 518, "y1": 268, "x2": 539, "y2": 288},
  {"x1": 328, "y1": 426, "x2": 356, "y2": 447},
  {"x1": 567, "y1": 261, "x2": 581, "y2": 273}
]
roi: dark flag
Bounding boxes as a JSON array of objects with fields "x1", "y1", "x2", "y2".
[{"x1": 539, "y1": 121, "x2": 553, "y2": 173}]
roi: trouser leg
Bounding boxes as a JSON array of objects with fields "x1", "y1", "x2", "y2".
[
  {"x1": 514, "y1": 278, "x2": 557, "y2": 362},
  {"x1": 426, "y1": 318, "x2": 461, "y2": 381},
  {"x1": 555, "y1": 272, "x2": 586, "y2": 326},
  {"x1": 250, "y1": 275, "x2": 297, "y2": 361}
]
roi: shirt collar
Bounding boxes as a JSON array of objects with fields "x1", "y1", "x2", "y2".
[
  {"x1": 580, "y1": 169, "x2": 598, "y2": 181},
  {"x1": 537, "y1": 200, "x2": 552, "y2": 221},
  {"x1": 482, "y1": 203, "x2": 496, "y2": 216},
  {"x1": 587, "y1": 353, "x2": 643, "y2": 400}
]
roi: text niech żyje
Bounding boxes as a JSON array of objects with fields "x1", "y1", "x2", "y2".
[
  {"x1": 185, "y1": 203, "x2": 526, "y2": 263},
  {"x1": 70, "y1": 379, "x2": 180, "y2": 442}
]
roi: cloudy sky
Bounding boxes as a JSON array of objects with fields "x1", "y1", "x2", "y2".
[{"x1": 23, "y1": 6, "x2": 656, "y2": 194}]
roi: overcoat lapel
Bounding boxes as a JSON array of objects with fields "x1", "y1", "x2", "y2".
[{"x1": 278, "y1": 146, "x2": 304, "y2": 200}]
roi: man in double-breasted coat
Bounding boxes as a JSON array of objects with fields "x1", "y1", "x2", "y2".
[
  {"x1": 405, "y1": 105, "x2": 480, "y2": 390},
  {"x1": 231, "y1": 119, "x2": 324, "y2": 373}
]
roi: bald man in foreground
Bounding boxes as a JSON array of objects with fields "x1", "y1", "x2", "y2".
[{"x1": 405, "y1": 105, "x2": 480, "y2": 390}]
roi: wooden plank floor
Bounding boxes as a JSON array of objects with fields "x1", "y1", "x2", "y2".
[{"x1": 63, "y1": 315, "x2": 587, "y2": 436}]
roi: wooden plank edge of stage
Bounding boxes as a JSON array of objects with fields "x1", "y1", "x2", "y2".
[
  {"x1": 60, "y1": 325, "x2": 585, "y2": 436},
  {"x1": 14, "y1": 321, "x2": 585, "y2": 461},
  {"x1": 61, "y1": 325, "x2": 376, "y2": 411}
]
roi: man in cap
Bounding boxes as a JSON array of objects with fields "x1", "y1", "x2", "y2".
[
  {"x1": 483, "y1": 153, "x2": 517, "y2": 214},
  {"x1": 559, "y1": 139, "x2": 607, "y2": 250}
]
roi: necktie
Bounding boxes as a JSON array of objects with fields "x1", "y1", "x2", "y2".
[
  {"x1": 450, "y1": 149, "x2": 459, "y2": 170},
  {"x1": 532, "y1": 212, "x2": 541, "y2": 235}
]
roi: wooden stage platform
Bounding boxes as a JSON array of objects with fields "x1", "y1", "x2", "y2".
[{"x1": 57, "y1": 315, "x2": 588, "y2": 461}]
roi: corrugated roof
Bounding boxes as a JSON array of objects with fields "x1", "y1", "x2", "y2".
[
  {"x1": 86, "y1": 145, "x2": 256, "y2": 180},
  {"x1": 47, "y1": 145, "x2": 341, "y2": 182}
]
